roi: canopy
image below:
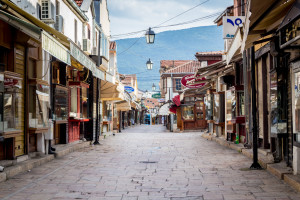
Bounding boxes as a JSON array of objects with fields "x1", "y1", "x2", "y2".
[
  {"x1": 158, "y1": 103, "x2": 170, "y2": 116},
  {"x1": 172, "y1": 95, "x2": 181, "y2": 106},
  {"x1": 115, "y1": 100, "x2": 131, "y2": 111}
]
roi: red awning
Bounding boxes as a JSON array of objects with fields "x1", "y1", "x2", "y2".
[
  {"x1": 169, "y1": 104, "x2": 178, "y2": 114},
  {"x1": 172, "y1": 95, "x2": 181, "y2": 106}
]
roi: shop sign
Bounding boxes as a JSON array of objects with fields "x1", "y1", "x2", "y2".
[
  {"x1": 158, "y1": 98, "x2": 165, "y2": 103},
  {"x1": 152, "y1": 93, "x2": 161, "y2": 99},
  {"x1": 281, "y1": 18, "x2": 300, "y2": 46},
  {"x1": 42, "y1": 32, "x2": 71, "y2": 65},
  {"x1": 4, "y1": 78, "x2": 18, "y2": 86},
  {"x1": 124, "y1": 86, "x2": 134, "y2": 93},
  {"x1": 70, "y1": 42, "x2": 96, "y2": 72},
  {"x1": 223, "y1": 16, "x2": 245, "y2": 39},
  {"x1": 181, "y1": 74, "x2": 206, "y2": 89}
]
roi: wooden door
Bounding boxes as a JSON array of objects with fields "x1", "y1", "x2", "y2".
[{"x1": 195, "y1": 101, "x2": 207, "y2": 129}]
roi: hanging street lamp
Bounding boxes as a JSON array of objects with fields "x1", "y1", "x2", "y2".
[
  {"x1": 146, "y1": 59, "x2": 153, "y2": 70},
  {"x1": 152, "y1": 83, "x2": 156, "y2": 91},
  {"x1": 145, "y1": 27, "x2": 155, "y2": 44}
]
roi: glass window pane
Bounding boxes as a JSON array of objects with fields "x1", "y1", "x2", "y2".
[
  {"x1": 70, "y1": 87, "x2": 77, "y2": 117},
  {"x1": 54, "y1": 88, "x2": 68, "y2": 121},
  {"x1": 270, "y1": 72, "x2": 278, "y2": 133}
]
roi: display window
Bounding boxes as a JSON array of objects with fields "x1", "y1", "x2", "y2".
[
  {"x1": 238, "y1": 91, "x2": 245, "y2": 116},
  {"x1": 182, "y1": 105, "x2": 195, "y2": 121},
  {"x1": 213, "y1": 92, "x2": 225, "y2": 123},
  {"x1": 226, "y1": 91, "x2": 232, "y2": 121},
  {"x1": 205, "y1": 94, "x2": 213, "y2": 120},
  {"x1": 28, "y1": 83, "x2": 50, "y2": 128},
  {"x1": 0, "y1": 71, "x2": 3, "y2": 133},
  {"x1": 70, "y1": 87, "x2": 78, "y2": 118},
  {"x1": 81, "y1": 87, "x2": 89, "y2": 119},
  {"x1": 53, "y1": 86, "x2": 68, "y2": 121},
  {"x1": 3, "y1": 77, "x2": 23, "y2": 132},
  {"x1": 294, "y1": 71, "x2": 300, "y2": 142}
]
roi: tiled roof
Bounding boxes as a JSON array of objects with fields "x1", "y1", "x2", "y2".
[
  {"x1": 165, "y1": 60, "x2": 201, "y2": 73},
  {"x1": 195, "y1": 51, "x2": 224, "y2": 56},
  {"x1": 110, "y1": 41, "x2": 116, "y2": 50},
  {"x1": 160, "y1": 60, "x2": 191, "y2": 69},
  {"x1": 74, "y1": 0, "x2": 83, "y2": 7}
]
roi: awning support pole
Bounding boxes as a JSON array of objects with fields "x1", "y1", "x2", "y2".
[{"x1": 250, "y1": 46, "x2": 262, "y2": 169}]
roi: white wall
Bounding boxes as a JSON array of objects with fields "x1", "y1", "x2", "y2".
[{"x1": 100, "y1": 0, "x2": 110, "y2": 37}]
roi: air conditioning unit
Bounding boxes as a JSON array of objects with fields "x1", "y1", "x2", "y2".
[
  {"x1": 82, "y1": 39, "x2": 91, "y2": 53},
  {"x1": 40, "y1": 0, "x2": 55, "y2": 24},
  {"x1": 92, "y1": 46, "x2": 98, "y2": 55},
  {"x1": 54, "y1": 15, "x2": 63, "y2": 32}
]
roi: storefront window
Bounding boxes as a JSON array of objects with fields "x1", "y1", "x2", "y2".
[
  {"x1": 81, "y1": 87, "x2": 89, "y2": 119},
  {"x1": 294, "y1": 71, "x2": 300, "y2": 142},
  {"x1": 28, "y1": 84, "x2": 49, "y2": 128},
  {"x1": 205, "y1": 94, "x2": 213, "y2": 120},
  {"x1": 238, "y1": 91, "x2": 245, "y2": 116},
  {"x1": 53, "y1": 87, "x2": 68, "y2": 121},
  {"x1": 70, "y1": 87, "x2": 78, "y2": 118},
  {"x1": 182, "y1": 105, "x2": 194, "y2": 121},
  {"x1": 214, "y1": 93, "x2": 224, "y2": 123},
  {"x1": 270, "y1": 72, "x2": 278, "y2": 133},
  {"x1": 226, "y1": 91, "x2": 232, "y2": 121},
  {"x1": 0, "y1": 71, "x2": 3, "y2": 133},
  {"x1": 3, "y1": 77, "x2": 22, "y2": 132}
]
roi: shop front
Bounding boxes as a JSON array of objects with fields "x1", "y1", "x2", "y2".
[
  {"x1": 0, "y1": 12, "x2": 42, "y2": 160},
  {"x1": 180, "y1": 94, "x2": 207, "y2": 131}
]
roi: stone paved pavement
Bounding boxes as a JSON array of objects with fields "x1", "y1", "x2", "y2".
[{"x1": 0, "y1": 125, "x2": 300, "y2": 200}]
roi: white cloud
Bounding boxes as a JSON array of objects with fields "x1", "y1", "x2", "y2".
[{"x1": 108, "y1": 0, "x2": 232, "y2": 39}]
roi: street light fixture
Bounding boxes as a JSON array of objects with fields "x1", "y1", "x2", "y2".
[
  {"x1": 145, "y1": 27, "x2": 155, "y2": 44},
  {"x1": 146, "y1": 59, "x2": 153, "y2": 70},
  {"x1": 152, "y1": 83, "x2": 156, "y2": 91}
]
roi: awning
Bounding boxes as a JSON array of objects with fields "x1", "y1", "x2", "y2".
[
  {"x1": 241, "y1": 0, "x2": 295, "y2": 51},
  {"x1": 0, "y1": 9, "x2": 41, "y2": 40},
  {"x1": 1, "y1": 0, "x2": 70, "y2": 47},
  {"x1": 70, "y1": 42, "x2": 105, "y2": 80},
  {"x1": 42, "y1": 31, "x2": 71, "y2": 65},
  {"x1": 172, "y1": 95, "x2": 181, "y2": 106},
  {"x1": 278, "y1": 0, "x2": 300, "y2": 31},
  {"x1": 115, "y1": 100, "x2": 131, "y2": 111},
  {"x1": 194, "y1": 60, "x2": 226, "y2": 77},
  {"x1": 100, "y1": 80, "x2": 122, "y2": 101},
  {"x1": 158, "y1": 103, "x2": 170, "y2": 115},
  {"x1": 226, "y1": 28, "x2": 242, "y2": 65}
]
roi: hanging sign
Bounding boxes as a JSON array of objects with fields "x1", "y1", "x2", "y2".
[
  {"x1": 223, "y1": 16, "x2": 245, "y2": 39},
  {"x1": 124, "y1": 86, "x2": 134, "y2": 93},
  {"x1": 181, "y1": 74, "x2": 206, "y2": 89},
  {"x1": 152, "y1": 93, "x2": 161, "y2": 99}
]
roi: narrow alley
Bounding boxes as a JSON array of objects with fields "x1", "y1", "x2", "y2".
[{"x1": 0, "y1": 125, "x2": 299, "y2": 200}]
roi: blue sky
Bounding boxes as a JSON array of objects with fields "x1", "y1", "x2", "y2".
[{"x1": 108, "y1": 0, "x2": 233, "y2": 39}]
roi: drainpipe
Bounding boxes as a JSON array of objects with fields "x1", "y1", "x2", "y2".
[{"x1": 250, "y1": 46, "x2": 261, "y2": 169}]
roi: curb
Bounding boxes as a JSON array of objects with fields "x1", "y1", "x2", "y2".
[
  {"x1": 0, "y1": 141, "x2": 90, "y2": 183},
  {"x1": 201, "y1": 133, "x2": 300, "y2": 192}
]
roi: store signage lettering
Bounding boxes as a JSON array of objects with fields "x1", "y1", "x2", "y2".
[
  {"x1": 124, "y1": 86, "x2": 134, "y2": 93},
  {"x1": 4, "y1": 78, "x2": 18, "y2": 86},
  {"x1": 181, "y1": 74, "x2": 206, "y2": 89},
  {"x1": 152, "y1": 93, "x2": 161, "y2": 99},
  {"x1": 158, "y1": 98, "x2": 165, "y2": 103},
  {"x1": 281, "y1": 19, "x2": 300, "y2": 45},
  {"x1": 42, "y1": 32, "x2": 71, "y2": 65},
  {"x1": 223, "y1": 16, "x2": 245, "y2": 39}
]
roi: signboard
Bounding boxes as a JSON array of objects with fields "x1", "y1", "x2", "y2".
[
  {"x1": 124, "y1": 86, "x2": 134, "y2": 93},
  {"x1": 152, "y1": 93, "x2": 161, "y2": 99},
  {"x1": 42, "y1": 31, "x2": 71, "y2": 65},
  {"x1": 223, "y1": 16, "x2": 245, "y2": 39},
  {"x1": 158, "y1": 98, "x2": 165, "y2": 103},
  {"x1": 181, "y1": 74, "x2": 206, "y2": 89}
]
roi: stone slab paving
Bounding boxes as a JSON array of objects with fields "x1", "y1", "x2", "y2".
[{"x1": 0, "y1": 125, "x2": 300, "y2": 200}]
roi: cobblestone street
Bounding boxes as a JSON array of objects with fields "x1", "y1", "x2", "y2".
[{"x1": 1, "y1": 125, "x2": 300, "y2": 200}]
